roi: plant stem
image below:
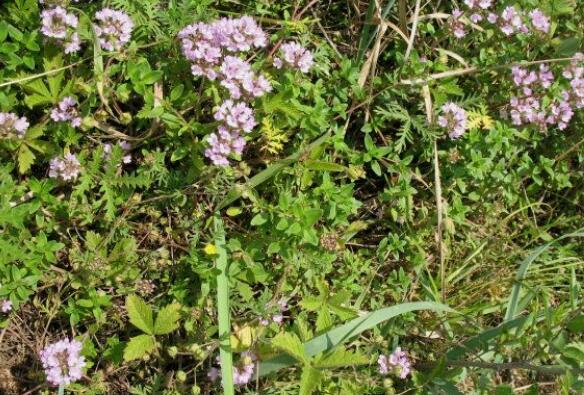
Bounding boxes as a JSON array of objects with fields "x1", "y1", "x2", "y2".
[
  {"x1": 214, "y1": 216, "x2": 234, "y2": 395},
  {"x1": 58, "y1": 385, "x2": 65, "y2": 395}
]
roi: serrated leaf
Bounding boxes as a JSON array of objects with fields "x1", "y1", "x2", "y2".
[
  {"x1": 314, "y1": 348, "x2": 368, "y2": 368},
  {"x1": 123, "y1": 334, "x2": 156, "y2": 361},
  {"x1": 18, "y1": 144, "x2": 35, "y2": 174},
  {"x1": 299, "y1": 366, "x2": 322, "y2": 395},
  {"x1": 272, "y1": 332, "x2": 308, "y2": 364},
  {"x1": 153, "y1": 303, "x2": 181, "y2": 335},
  {"x1": 126, "y1": 295, "x2": 154, "y2": 335}
]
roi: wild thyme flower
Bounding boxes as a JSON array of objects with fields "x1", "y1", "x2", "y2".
[
  {"x1": 40, "y1": 338, "x2": 86, "y2": 386},
  {"x1": 207, "y1": 351, "x2": 256, "y2": 386},
  {"x1": 449, "y1": 9, "x2": 467, "y2": 38},
  {"x1": 214, "y1": 100, "x2": 256, "y2": 133},
  {"x1": 438, "y1": 103, "x2": 468, "y2": 139},
  {"x1": 273, "y1": 42, "x2": 314, "y2": 73},
  {"x1": 1, "y1": 300, "x2": 12, "y2": 313},
  {"x1": 378, "y1": 347, "x2": 412, "y2": 379},
  {"x1": 219, "y1": 56, "x2": 271, "y2": 99},
  {"x1": 94, "y1": 8, "x2": 133, "y2": 51},
  {"x1": 529, "y1": 9, "x2": 550, "y2": 33},
  {"x1": 49, "y1": 153, "x2": 81, "y2": 181},
  {"x1": 204, "y1": 126, "x2": 246, "y2": 166},
  {"x1": 40, "y1": 6, "x2": 81, "y2": 53},
  {"x1": 51, "y1": 97, "x2": 82, "y2": 127},
  {"x1": 0, "y1": 112, "x2": 29, "y2": 139},
  {"x1": 499, "y1": 6, "x2": 528, "y2": 35}
]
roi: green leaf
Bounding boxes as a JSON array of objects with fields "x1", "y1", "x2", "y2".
[
  {"x1": 562, "y1": 342, "x2": 584, "y2": 362},
  {"x1": 314, "y1": 348, "x2": 368, "y2": 368},
  {"x1": 250, "y1": 213, "x2": 267, "y2": 226},
  {"x1": 304, "y1": 160, "x2": 347, "y2": 172},
  {"x1": 272, "y1": 332, "x2": 308, "y2": 364},
  {"x1": 299, "y1": 366, "x2": 322, "y2": 395},
  {"x1": 567, "y1": 315, "x2": 584, "y2": 333},
  {"x1": 126, "y1": 295, "x2": 154, "y2": 335},
  {"x1": 18, "y1": 144, "x2": 35, "y2": 174},
  {"x1": 153, "y1": 303, "x2": 181, "y2": 335},
  {"x1": 259, "y1": 301, "x2": 453, "y2": 376},
  {"x1": 213, "y1": 216, "x2": 234, "y2": 395},
  {"x1": 123, "y1": 334, "x2": 156, "y2": 361}
]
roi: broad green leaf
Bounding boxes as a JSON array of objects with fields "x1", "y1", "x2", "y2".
[
  {"x1": 314, "y1": 348, "x2": 368, "y2": 368},
  {"x1": 153, "y1": 303, "x2": 181, "y2": 335},
  {"x1": 250, "y1": 213, "x2": 267, "y2": 226},
  {"x1": 123, "y1": 334, "x2": 156, "y2": 361},
  {"x1": 299, "y1": 366, "x2": 322, "y2": 395},
  {"x1": 272, "y1": 332, "x2": 308, "y2": 364},
  {"x1": 126, "y1": 295, "x2": 154, "y2": 335},
  {"x1": 567, "y1": 315, "x2": 584, "y2": 333},
  {"x1": 562, "y1": 342, "x2": 584, "y2": 362}
]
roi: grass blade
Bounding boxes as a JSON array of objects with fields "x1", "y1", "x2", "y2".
[
  {"x1": 356, "y1": 0, "x2": 397, "y2": 64},
  {"x1": 259, "y1": 301, "x2": 453, "y2": 376},
  {"x1": 214, "y1": 216, "x2": 234, "y2": 395},
  {"x1": 504, "y1": 230, "x2": 584, "y2": 321},
  {"x1": 217, "y1": 130, "x2": 331, "y2": 210}
]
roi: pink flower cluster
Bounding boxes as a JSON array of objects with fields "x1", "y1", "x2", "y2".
[
  {"x1": 378, "y1": 347, "x2": 412, "y2": 379},
  {"x1": 438, "y1": 103, "x2": 468, "y2": 139},
  {"x1": 208, "y1": 351, "x2": 256, "y2": 386},
  {"x1": 0, "y1": 112, "x2": 29, "y2": 139},
  {"x1": 40, "y1": 338, "x2": 86, "y2": 386},
  {"x1": 178, "y1": 16, "x2": 267, "y2": 83},
  {"x1": 49, "y1": 153, "x2": 81, "y2": 181},
  {"x1": 1, "y1": 300, "x2": 12, "y2": 313},
  {"x1": 450, "y1": 3, "x2": 550, "y2": 38},
  {"x1": 51, "y1": 97, "x2": 82, "y2": 128},
  {"x1": 94, "y1": 8, "x2": 134, "y2": 51},
  {"x1": 179, "y1": 17, "x2": 274, "y2": 166},
  {"x1": 40, "y1": 6, "x2": 81, "y2": 54},
  {"x1": 273, "y1": 42, "x2": 314, "y2": 73},
  {"x1": 509, "y1": 56, "x2": 584, "y2": 131}
]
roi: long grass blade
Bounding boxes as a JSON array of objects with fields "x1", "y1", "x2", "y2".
[
  {"x1": 214, "y1": 216, "x2": 234, "y2": 395},
  {"x1": 504, "y1": 230, "x2": 584, "y2": 321},
  {"x1": 356, "y1": 0, "x2": 398, "y2": 64},
  {"x1": 258, "y1": 301, "x2": 453, "y2": 376}
]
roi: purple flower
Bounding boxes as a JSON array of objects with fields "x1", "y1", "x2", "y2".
[
  {"x1": 438, "y1": 103, "x2": 468, "y2": 139},
  {"x1": 274, "y1": 42, "x2": 314, "y2": 73},
  {"x1": 449, "y1": 9, "x2": 467, "y2": 38},
  {"x1": 214, "y1": 100, "x2": 256, "y2": 133},
  {"x1": 208, "y1": 351, "x2": 256, "y2": 386},
  {"x1": 204, "y1": 126, "x2": 247, "y2": 166},
  {"x1": 0, "y1": 112, "x2": 29, "y2": 139},
  {"x1": 40, "y1": 338, "x2": 86, "y2": 386},
  {"x1": 529, "y1": 9, "x2": 550, "y2": 33},
  {"x1": 562, "y1": 53, "x2": 584, "y2": 80},
  {"x1": 378, "y1": 347, "x2": 412, "y2": 379},
  {"x1": 94, "y1": 8, "x2": 133, "y2": 51},
  {"x1": 49, "y1": 153, "x2": 81, "y2": 181},
  {"x1": 40, "y1": 6, "x2": 81, "y2": 53},
  {"x1": 499, "y1": 6, "x2": 528, "y2": 35},
  {"x1": 470, "y1": 13, "x2": 483, "y2": 23},
  {"x1": 51, "y1": 97, "x2": 82, "y2": 128},
  {"x1": 1, "y1": 300, "x2": 12, "y2": 313}
]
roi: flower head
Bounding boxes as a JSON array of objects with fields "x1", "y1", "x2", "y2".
[
  {"x1": 273, "y1": 42, "x2": 314, "y2": 73},
  {"x1": 378, "y1": 347, "x2": 412, "y2": 379},
  {"x1": 94, "y1": 8, "x2": 133, "y2": 51},
  {"x1": 529, "y1": 9, "x2": 550, "y2": 33},
  {"x1": 40, "y1": 6, "x2": 80, "y2": 53},
  {"x1": 51, "y1": 97, "x2": 82, "y2": 128},
  {"x1": 49, "y1": 153, "x2": 81, "y2": 181},
  {"x1": 0, "y1": 112, "x2": 29, "y2": 139},
  {"x1": 438, "y1": 103, "x2": 468, "y2": 139},
  {"x1": 40, "y1": 338, "x2": 86, "y2": 386},
  {"x1": 1, "y1": 300, "x2": 12, "y2": 313}
]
